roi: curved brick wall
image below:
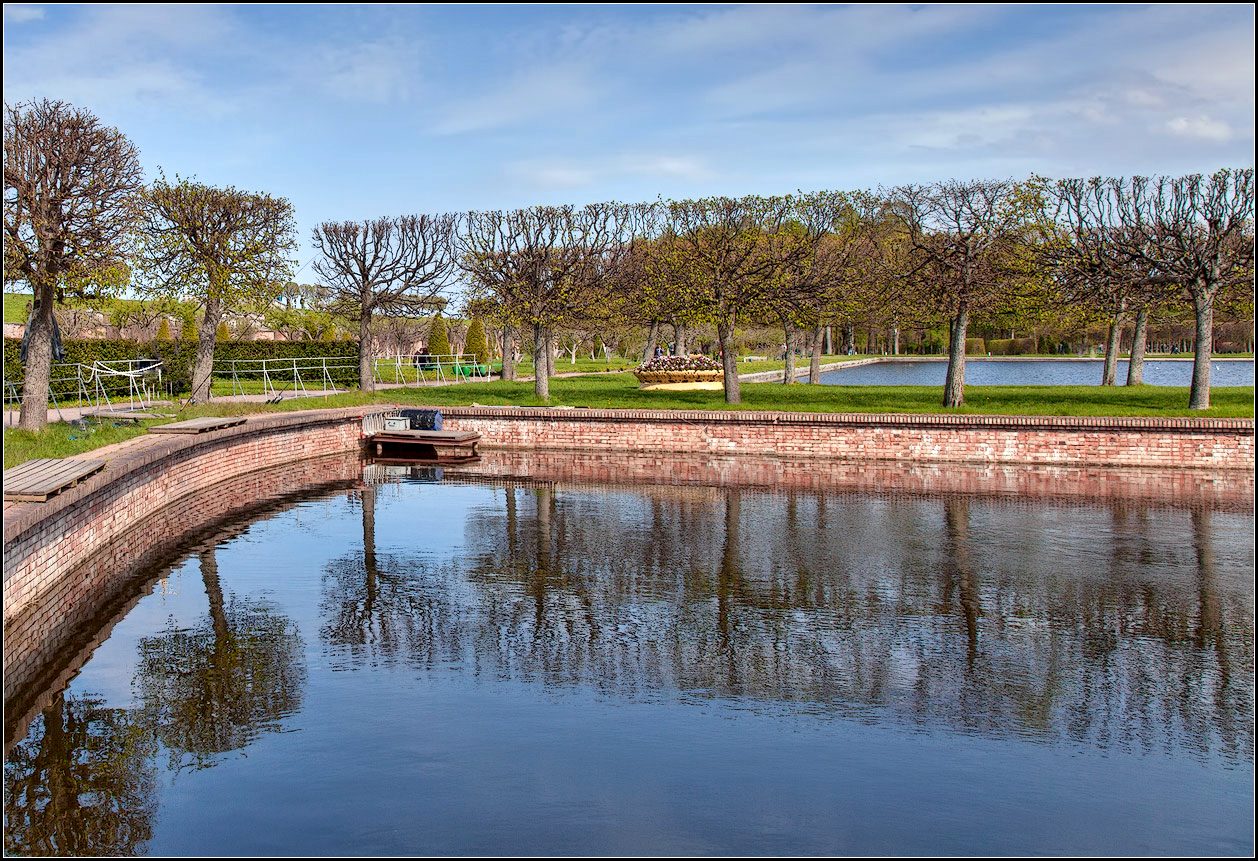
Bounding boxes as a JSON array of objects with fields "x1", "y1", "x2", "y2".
[
  {"x1": 437, "y1": 407, "x2": 1254, "y2": 470},
  {"x1": 2, "y1": 406, "x2": 388, "y2": 625}
]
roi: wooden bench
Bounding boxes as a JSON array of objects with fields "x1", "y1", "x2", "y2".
[
  {"x1": 149, "y1": 417, "x2": 247, "y2": 434},
  {"x1": 3, "y1": 458, "x2": 106, "y2": 503},
  {"x1": 82, "y1": 410, "x2": 166, "y2": 423}
]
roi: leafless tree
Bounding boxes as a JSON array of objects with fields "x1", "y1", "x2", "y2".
[
  {"x1": 890, "y1": 180, "x2": 1021, "y2": 407},
  {"x1": 661, "y1": 195, "x2": 812, "y2": 403},
  {"x1": 312, "y1": 214, "x2": 457, "y2": 392},
  {"x1": 140, "y1": 177, "x2": 296, "y2": 403},
  {"x1": 459, "y1": 203, "x2": 643, "y2": 398},
  {"x1": 4, "y1": 99, "x2": 143, "y2": 429},
  {"x1": 1112, "y1": 170, "x2": 1254, "y2": 408}
]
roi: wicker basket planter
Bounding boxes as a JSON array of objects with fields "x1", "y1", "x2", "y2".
[{"x1": 634, "y1": 369, "x2": 725, "y2": 390}]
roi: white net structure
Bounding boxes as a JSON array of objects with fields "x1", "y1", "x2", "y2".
[{"x1": 4, "y1": 359, "x2": 163, "y2": 425}]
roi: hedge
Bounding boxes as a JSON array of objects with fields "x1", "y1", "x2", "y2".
[
  {"x1": 4, "y1": 337, "x2": 361, "y2": 397},
  {"x1": 965, "y1": 338, "x2": 986, "y2": 355},
  {"x1": 987, "y1": 337, "x2": 1037, "y2": 355}
]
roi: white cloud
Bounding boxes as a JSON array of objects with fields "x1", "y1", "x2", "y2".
[
  {"x1": 433, "y1": 63, "x2": 594, "y2": 135},
  {"x1": 1166, "y1": 115, "x2": 1234, "y2": 143},
  {"x1": 3, "y1": 5, "x2": 44, "y2": 23}
]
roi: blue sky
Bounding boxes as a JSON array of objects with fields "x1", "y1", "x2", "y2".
[{"x1": 3, "y1": 3, "x2": 1254, "y2": 274}]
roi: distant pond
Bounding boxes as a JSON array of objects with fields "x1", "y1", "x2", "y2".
[
  {"x1": 821, "y1": 358, "x2": 1255, "y2": 387},
  {"x1": 4, "y1": 462, "x2": 1253, "y2": 856}
]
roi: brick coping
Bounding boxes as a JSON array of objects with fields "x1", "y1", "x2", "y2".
[
  {"x1": 2, "y1": 405, "x2": 391, "y2": 546},
  {"x1": 435, "y1": 405, "x2": 1255, "y2": 433},
  {"x1": 3, "y1": 402, "x2": 1252, "y2": 547}
]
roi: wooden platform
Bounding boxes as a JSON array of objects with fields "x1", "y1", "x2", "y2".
[
  {"x1": 369, "y1": 429, "x2": 481, "y2": 461},
  {"x1": 3, "y1": 458, "x2": 106, "y2": 503},
  {"x1": 149, "y1": 416, "x2": 247, "y2": 434}
]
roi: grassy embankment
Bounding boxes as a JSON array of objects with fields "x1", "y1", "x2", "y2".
[{"x1": 4, "y1": 373, "x2": 1252, "y2": 468}]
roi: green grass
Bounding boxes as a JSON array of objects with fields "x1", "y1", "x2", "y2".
[
  {"x1": 4, "y1": 292, "x2": 33, "y2": 324},
  {"x1": 2, "y1": 418, "x2": 167, "y2": 468},
  {"x1": 5, "y1": 374, "x2": 1252, "y2": 468}
]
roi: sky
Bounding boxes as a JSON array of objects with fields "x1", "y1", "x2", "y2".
[{"x1": 3, "y1": 3, "x2": 1254, "y2": 276}]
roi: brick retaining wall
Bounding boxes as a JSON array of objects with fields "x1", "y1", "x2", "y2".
[
  {"x1": 3, "y1": 452, "x2": 363, "y2": 747},
  {"x1": 437, "y1": 407, "x2": 1254, "y2": 470},
  {"x1": 2, "y1": 406, "x2": 388, "y2": 626}
]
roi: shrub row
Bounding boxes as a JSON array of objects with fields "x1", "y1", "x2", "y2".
[
  {"x1": 986, "y1": 337, "x2": 1039, "y2": 355},
  {"x1": 3, "y1": 338, "x2": 362, "y2": 397}
]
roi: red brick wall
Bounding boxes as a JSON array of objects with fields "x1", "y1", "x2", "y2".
[
  {"x1": 3, "y1": 452, "x2": 363, "y2": 744},
  {"x1": 435, "y1": 407, "x2": 1254, "y2": 471},
  {"x1": 2, "y1": 407, "x2": 386, "y2": 626}
]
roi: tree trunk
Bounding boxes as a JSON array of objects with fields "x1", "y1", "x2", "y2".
[
  {"x1": 18, "y1": 287, "x2": 55, "y2": 431},
  {"x1": 501, "y1": 325, "x2": 516, "y2": 381},
  {"x1": 823, "y1": 325, "x2": 833, "y2": 356},
  {"x1": 866, "y1": 329, "x2": 875, "y2": 354},
  {"x1": 642, "y1": 319, "x2": 660, "y2": 364},
  {"x1": 544, "y1": 328, "x2": 555, "y2": 380},
  {"x1": 189, "y1": 297, "x2": 224, "y2": 404},
  {"x1": 1127, "y1": 307, "x2": 1148, "y2": 386},
  {"x1": 358, "y1": 308, "x2": 375, "y2": 393},
  {"x1": 674, "y1": 322, "x2": 687, "y2": 356},
  {"x1": 782, "y1": 322, "x2": 796, "y2": 384},
  {"x1": 809, "y1": 324, "x2": 824, "y2": 384},
  {"x1": 533, "y1": 324, "x2": 549, "y2": 399},
  {"x1": 1101, "y1": 312, "x2": 1122, "y2": 386},
  {"x1": 943, "y1": 307, "x2": 969, "y2": 407},
  {"x1": 1189, "y1": 290, "x2": 1214, "y2": 409},
  {"x1": 841, "y1": 323, "x2": 855, "y2": 355},
  {"x1": 718, "y1": 319, "x2": 740, "y2": 404}
]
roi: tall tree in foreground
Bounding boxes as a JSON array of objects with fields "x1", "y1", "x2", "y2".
[
  {"x1": 140, "y1": 178, "x2": 296, "y2": 403},
  {"x1": 891, "y1": 180, "x2": 1021, "y2": 407},
  {"x1": 1115, "y1": 170, "x2": 1254, "y2": 409},
  {"x1": 3, "y1": 99, "x2": 143, "y2": 430},
  {"x1": 313, "y1": 214, "x2": 457, "y2": 393}
]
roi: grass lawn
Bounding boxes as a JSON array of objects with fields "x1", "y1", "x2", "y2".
[
  {"x1": 4, "y1": 292, "x2": 33, "y2": 324},
  {"x1": 5, "y1": 374, "x2": 1252, "y2": 468}
]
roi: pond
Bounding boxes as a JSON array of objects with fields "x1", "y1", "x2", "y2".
[
  {"x1": 820, "y1": 358, "x2": 1255, "y2": 387},
  {"x1": 4, "y1": 460, "x2": 1254, "y2": 856}
]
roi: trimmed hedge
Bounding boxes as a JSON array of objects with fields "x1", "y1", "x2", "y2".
[
  {"x1": 4, "y1": 338, "x2": 361, "y2": 397},
  {"x1": 987, "y1": 337, "x2": 1037, "y2": 355},
  {"x1": 965, "y1": 338, "x2": 986, "y2": 355}
]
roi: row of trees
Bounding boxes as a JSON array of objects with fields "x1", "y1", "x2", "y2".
[{"x1": 5, "y1": 98, "x2": 1254, "y2": 430}]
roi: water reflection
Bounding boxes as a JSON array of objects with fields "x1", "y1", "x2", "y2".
[
  {"x1": 4, "y1": 467, "x2": 1253, "y2": 855},
  {"x1": 135, "y1": 548, "x2": 306, "y2": 770},
  {"x1": 3, "y1": 692, "x2": 157, "y2": 856},
  {"x1": 318, "y1": 480, "x2": 1254, "y2": 764}
]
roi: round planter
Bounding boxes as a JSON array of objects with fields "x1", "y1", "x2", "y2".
[{"x1": 634, "y1": 369, "x2": 725, "y2": 390}]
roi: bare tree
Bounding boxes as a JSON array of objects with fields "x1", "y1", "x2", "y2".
[
  {"x1": 459, "y1": 203, "x2": 642, "y2": 398},
  {"x1": 662, "y1": 195, "x2": 809, "y2": 403},
  {"x1": 1038, "y1": 178, "x2": 1173, "y2": 386},
  {"x1": 139, "y1": 177, "x2": 296, "y2": 403},
  {"x1": 891, "y1": 180, "x2": 1021, "y2": 407},
  {"x1": 312, "y1": 214, "x2": 456, "y2": 392},
  {"x1": 1114, "y1": 170, "x2": 1254, "y2": 408},
  {"x1": 4, "y1": 100, "x2": 143, "y2": 429}
]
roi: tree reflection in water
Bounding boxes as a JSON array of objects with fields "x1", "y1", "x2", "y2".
[
  {"x1": 133, "y1": 547, "x2": 306, "y2": 770},
  {"x1": 3, "y1": 692, "x2": 157, "y2": 857},
  {"x1": 320, "y1": 480, "x2": 1253, "y2": 764}
]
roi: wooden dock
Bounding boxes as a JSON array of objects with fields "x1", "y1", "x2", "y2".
[
  {"x1": 149, "y1": 417, "x2": 247, "y2": 434},
  {"x1": 3, "y1": 458, "x2": 106, "y2": 503},
  {"x1": 369, "y1": 429, "x2": 481, "y2": 461}
]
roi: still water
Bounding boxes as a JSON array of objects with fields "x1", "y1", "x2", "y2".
[
  {"x1": 821, "y1": 358, "x2": 1255, "y2": 387},
  {"x1": 5, "y1": 470, "x2": 1254, "y2": 855}
]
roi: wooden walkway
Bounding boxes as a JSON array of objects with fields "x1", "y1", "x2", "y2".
[
  {"x1": 149, "y1": 417, "x2": 247, "y2": 434},
  {"x1": 3, "y1": 458, "x2": 106, "y2": 503}
]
